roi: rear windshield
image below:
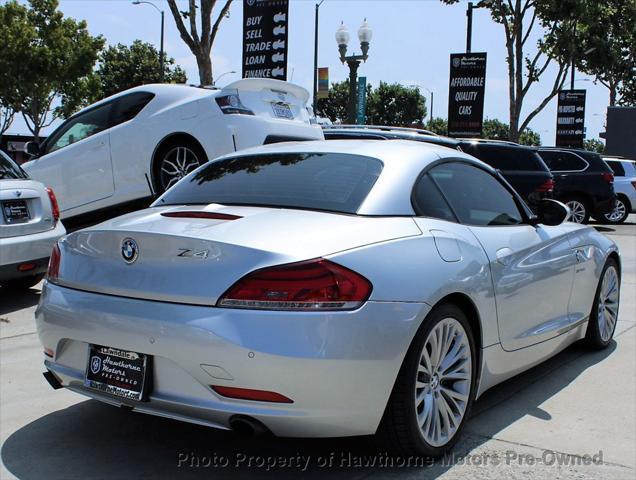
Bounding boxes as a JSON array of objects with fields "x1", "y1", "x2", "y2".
[
  {"x1": 0, "y1": 152, "x2": 28, "y2": 180},
  {"x1": 157, "y1": 152, "x2": 383, "y2": 214},
  {"x1": 460, "y1": 143, "x2": 547, "y2": 172}
]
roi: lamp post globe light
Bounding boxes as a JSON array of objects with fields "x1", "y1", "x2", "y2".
[{"x1": 336, "y1": 19, "x2": 372, "y2": 124}]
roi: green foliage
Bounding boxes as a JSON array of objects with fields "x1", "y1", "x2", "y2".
[
  {"x1": 0, "y1": 0, "x2": 104, "y2": 140},
  {"x1": 482, "y1": 119, "x2": 542, "y2": 145},
  {"x1": 583, "y1": 139, "x2": 606, "y2": 154},
  {"x1": 539, "y1": 0, "x2": 635, "y2": 106},
  {"x1": 96, "y1": 40, "x2": 187, "y2": 98},
  {"x1": 426, "y1": 118, "x2": 448, "y2": 136},
  {"x1": 316, "y1": 81, "x2": 426, "y2": 126},
  {"x1": 367, "y1": 82, "x2": 426, "y2": 126}
]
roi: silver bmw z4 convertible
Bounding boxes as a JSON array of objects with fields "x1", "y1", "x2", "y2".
[{"x1": 36, "y1": 140, "x2": 621, "y2": 456}]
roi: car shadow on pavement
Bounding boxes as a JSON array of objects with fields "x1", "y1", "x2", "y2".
[
  {"x1": 0, "y1": 287, "x2": 41, "y2": 316},
  {"x1": 1, "y1": 338, "x2": 617, "y2": 480}
]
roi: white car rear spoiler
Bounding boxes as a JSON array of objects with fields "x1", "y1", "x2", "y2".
[{"x1": 223, "y1": 78, "x2": 310, "y2": 105}]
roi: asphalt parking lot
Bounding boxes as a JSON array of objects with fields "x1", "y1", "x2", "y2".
[{"x1": 1, "y1": 217, "x2": 634, "y2": 480}]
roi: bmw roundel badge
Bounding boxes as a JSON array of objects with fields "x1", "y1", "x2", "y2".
[{"x1": 121, "y1": 238, "x2": 139, "y2": 264}]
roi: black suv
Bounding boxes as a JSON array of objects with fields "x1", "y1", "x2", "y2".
[
  {"x1": 537, "y1": 148, "x2": 616, "y2": 224},
  {"x1": 323, "y1": 127, "x2": 554, "y2": 209}
]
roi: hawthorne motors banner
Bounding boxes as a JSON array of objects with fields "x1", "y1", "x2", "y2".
[
  {"x1": 242, "y1": 0, "x2": 289, "y2": 80},
  {"x1": 556, "y1": 90, "x2": 586, "y2": 148},
  {"x1": 447, "y1": 52, "x2": 487, "y2": 137}
]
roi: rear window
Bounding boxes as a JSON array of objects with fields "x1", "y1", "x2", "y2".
[
  {"x1": 157, "y1": 152, "x2": 383, "y2": 214},
  {"x1": 0, "y1": 152, "x2": 28, "y2": 179},
  {"x1": 460, "y1": 144, "x2": 547, "y2": 171},
  {"x1": 605, "y1": 160, "x2": 625, "y2": 176},
  {"x1": 538, "y1": 150, "x2": 588, "y2": 171}
]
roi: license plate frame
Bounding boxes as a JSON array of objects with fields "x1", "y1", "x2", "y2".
[
  {"x1": 85, "y1": 345, "x2": 149, "y2": 402},
  {"x1": 2, "y1": 200, "x2": 30, "y2": 224},
  {"x1": 272, "y1": 102, "x2": 294, "y2": 120}
]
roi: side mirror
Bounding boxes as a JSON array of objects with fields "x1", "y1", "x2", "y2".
[
  {"x1": 535, "y1": 199, "x2": 570, "y2": 226},
  {"x1": 24, "y1": 141, "x2": 40, "y2": 157}
]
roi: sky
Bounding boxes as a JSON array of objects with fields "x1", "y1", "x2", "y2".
[{"x1": 9, "y1": 0, "x2": 611, "y2": 144}]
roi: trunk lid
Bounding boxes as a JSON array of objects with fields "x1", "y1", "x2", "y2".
[
  {"x1": 56, "y1": 205, "x2": 421, "y2": 305},
  {"x1": 223, "y1": 78, "x2": 313, "y2": 125}
]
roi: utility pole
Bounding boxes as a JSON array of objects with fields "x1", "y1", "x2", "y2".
[
  {"x1": 313, "y1": 1, "x2": 325, "y2": 115},
  {"x1": 466, "y1": 2, "x2": 474, "y2": 52}
]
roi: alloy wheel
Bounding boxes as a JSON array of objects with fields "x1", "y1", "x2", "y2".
[
  {"x1": 159, "y1": 146, "x2": 201, "y2": 191},
  {"x1": 566, "y1": 200, "x2": 587, "y2": 223},
  {"x1": 604, "y1": 199, "x2": 626, "y2": 223},
  {"x1": 597, "y1": 266, "x2": 619, "y2": 342},
  {"x1": 415, "y1": 317, "x2": 472, "y2": 447}
]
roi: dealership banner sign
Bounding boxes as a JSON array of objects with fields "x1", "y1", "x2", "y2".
[
  {"x1": 447, "y1": 52, "x2": 487, "y2": 138},
  {"x1": 357, "y1": 76, "x2": 367, "y2": 125},
  {"x1": 242, "y1": 0, "x2": 289, "y2": 80},
  {"x1": 317, "y1": 67, "x2": 329, "y2": 99},
  {"x1": 556, "y1": 90, "x2": 586, "y2": 148}
]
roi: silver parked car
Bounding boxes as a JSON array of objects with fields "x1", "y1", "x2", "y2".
[
  {"x1": 603, "y1": 157, "x2": 636, "y2": 224},
  {"x1": 1, "y1": 150, "x2": 65, "y2": 290},
  {"x1": 36, "y1": 141, "x2": 621, "y2": 456}
]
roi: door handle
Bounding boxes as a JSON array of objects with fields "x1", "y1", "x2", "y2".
[{"x1": 496, "y1": 247, "x2": 514, "y2": 265}]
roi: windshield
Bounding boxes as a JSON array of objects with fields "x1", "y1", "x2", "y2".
[
  {"x1": 157, "y1": 152, "x2": 384, "y2": 214},
  {"x1": 0, "y1": 151, "x2": 28, "y2": 180}
]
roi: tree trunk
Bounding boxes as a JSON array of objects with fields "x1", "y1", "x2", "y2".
[
  {"x1": 196, "y1": 52, "x2": 213, "y2": 86},
  {"x1": 609, "y1": 80, "x2": 617, "y2": 107}
]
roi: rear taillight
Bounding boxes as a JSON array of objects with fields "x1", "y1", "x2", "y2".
[
  {"x1": 47, "y1": 243, "x2": 61, "y2": 283},
  {"x1": 536, "y1": 178, "x2": 555, "y2": 193},
  {"x1": 631, "y1": 181, "x2": 636, "y2": 191},
  {"x1": 215, "y1": 94, "x2": 254, "y2": 115},
  {"x1": 602, "y1": 172, "x2": 614, "y2": 184},
  {"x1": 218, "y1": 258, "x2": 372, "y2": 311},
  {"x1": 46, "y1": 187, "x2": 60, "y2": 223}
]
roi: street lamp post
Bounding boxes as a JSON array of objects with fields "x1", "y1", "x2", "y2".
[
  {"x1": 336, "y1": 20, "x2": 372, "y2": 125},
  {"x1": 213, "y1": 70, "x2": 237, "y2": 86},
  {"x1": 313, "y1": 0, "x2": 325, "y2": 116},
  {"x1": 132, "y1": 1, "x2": 165, "y2": 82},
  {"x1": 410, "y1": 85, "x2": 434, "y2": 125}
]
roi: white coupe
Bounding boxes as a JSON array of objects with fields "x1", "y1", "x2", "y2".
[{"x1": 22, "y1": 79, "x2": 323, "y2": 220}]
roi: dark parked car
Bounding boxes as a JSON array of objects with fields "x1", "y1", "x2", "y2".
[
  {"x1": 457, "y1": 140, "x2": 554, "y2": 209},
  {"x1": 537, "y1": 148, "x2": 616, "y2": 224},
  {"x1": 322, "y1": 127, "x2": 554, "y2": 209}
]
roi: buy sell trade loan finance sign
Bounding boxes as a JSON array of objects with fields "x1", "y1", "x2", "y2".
[
  {"x1": 447, "y1": 53, "x2": 487, "y2": 138},
  {"x1": 242, "y1": 0, "x2": 289, "y2": 80}
]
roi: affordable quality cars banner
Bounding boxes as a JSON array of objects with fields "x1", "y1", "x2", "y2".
[
  {"x1": 447, "y1": 53, "x2": 487, "y2": 138},
  {"x1": 242, "y1": 0, "x2": 289, "y2": 80}
]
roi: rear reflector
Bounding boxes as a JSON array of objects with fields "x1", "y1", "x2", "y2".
[
  {"x1": 161, "y1": 211, "x2": 242, "y2": 220},
  {"x1": 47, "y1": 243, "x2": 61, "y2": 282},
  {"x1": 46, "y1": 187, "x2": 60, "y2": 223},
  {"x1": 18, "y1": 262, "x2": 36, "y2": 272},
  {"x1": 44, "y1": 348, "x2": 54, "y2": 358},
  {"x1": 535, "y1": 178, "x2": 555, "y2": 192},
  {"x1": 602, "y1": 172, "x2": 614, "y2": 184},
  {"x1": 212, "y1": 385, "x2": 293, "y2": 403},
  {"x1": 218, "y1": 258, "x2": 372, "y2": 311}
]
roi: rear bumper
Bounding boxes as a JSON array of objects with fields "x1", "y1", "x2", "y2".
[
  {"x1": 225, "y1": 115, "x2": 323, "y2": 151},
  {"x1": 592, "y1": 194, "x2": 617, "y2": 215},
  {"x1": 0, "y1": 256, "x2": 49, "y2": 282},
  {"x1": 36, "y1": 282, "x2": 429, "y2": 437},
  {"x1": 0, "y1": 221, "x2": 65, "y2": 278}
]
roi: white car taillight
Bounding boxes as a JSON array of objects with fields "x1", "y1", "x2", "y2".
[
  {"x1": 217, "y1": 258, "x2": 372, "y2": 311},
  {"x1": 46, "y1": 187, "x2": 60, "y2": 224},
  {"x1": 215, "y1": 94, "x2": 254, "y2": 115}
]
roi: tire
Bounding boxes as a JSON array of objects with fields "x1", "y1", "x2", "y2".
[
  {"x1": 378, "y1": 303, "x2": 477, "y2": 457},
  {"x1": 562, "y1": 196, "x2": 590, "y2": 224},
  {"x1": 585, "y1": 258, "x2": 620, "y2": 350},
  {"x1": 0, "y1": 273, "x2": 45, "y2": 291},
  {"x1": 602, "y1": 196, "x2": 630, "y2": 224},
  {"x1": 152, "y1": 138, "x2": 207, "y2": 194}
]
